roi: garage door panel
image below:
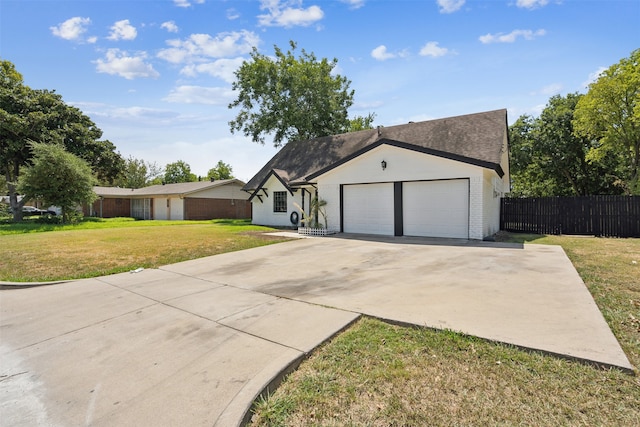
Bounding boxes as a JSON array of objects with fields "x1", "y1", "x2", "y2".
[
  {"x1": 343, "y1": 184, "x2": 394, "y2": 235},
  {"x1": 403, "y1": 180, "x2": 469, "y2": 239}
]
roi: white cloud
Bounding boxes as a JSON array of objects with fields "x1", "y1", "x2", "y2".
[
  {"x1": 353, "y1": 100, "x2": 384, "y2": 110},
  {"x1": 76, "y1": 102, "x2": 201, "y2": 127},
  {"x1": 370, "y1": 45, "x2": 408, "y2": 61},
  {"x1": 582, "y1": 66, "x2": 607, "y2": 88},
  {"x1": 163, "y1": 85, "x2": 235, "y2": 104},
  {"x1": 258, "y1": 0, "x2": 324, "y2": 28},
  {"x1": 479, "y1": 29, "x2": 546, "y2": 44},
  {"x1": 516, "y1": 0, "x2": 549, "y2": 10},
  {"x1": 419, "y1": 41, "x2": 449, "y2": 57},
  {"x1": 157, "y1": 30, "x2": 260, "y2": 64},
  {"x1": 173, "y1": 0, "x2": 205, "y2": 7},
  {"x1": 50, "y1": 17, "x2": 94, "y2": 42},
  {"x1": 341, "y1": 0, "x2": 365, "y2": 9},
  {"x1": 437, "y1": 0, "x2": 465, "y2": 13},
  {"x1": 109, "y1": 106, "x2": 179, "y2": 122},
  {"x1": 227, "y1": 8, "x2": 240, "y2": 20},
  {"x1": 94, "y1": 49, "x2": 160, "y2": 79},
  {"x1": 161, "y1": 21, "x2": 179, "y2": 33},
  {"x1": 531, "y1": 83, "x2": 563, "y2": 96},
  {"x1": 180, "y1": 57, "x2": 245, "y2": 83},
  {"x1": 107, "y1": 19, "x2": 137, "y2": 41},
  {"x1": 371, "y1": 45, "x2": 395, "y2": 61}
]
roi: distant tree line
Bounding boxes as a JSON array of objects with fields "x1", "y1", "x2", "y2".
[{"x1": 115, "y1": 158, "x2": 234, "y2": 188}]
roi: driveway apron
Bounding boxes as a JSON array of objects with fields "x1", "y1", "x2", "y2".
[{"x1": 0, "y1": 235, "x2": 633, "y2": 426}]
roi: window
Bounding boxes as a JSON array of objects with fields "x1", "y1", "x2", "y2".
[
  {"x1": 132, "y1": 198, "x2": 151, "y2": 220},
  {"x1": 273, "y1": 191, "x2": 287, "y2": 212}
]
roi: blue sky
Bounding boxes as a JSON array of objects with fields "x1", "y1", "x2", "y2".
[{"x1": 1, "y1": 0, "x2": 638, "y2": 181}]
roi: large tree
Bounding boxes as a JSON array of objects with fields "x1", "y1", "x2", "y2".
[
  {"x1": 573, "y1": 49, "x2": 640, "y2": 194},
  {"x1": 18, "y1": 142, "x2": 97, "y2": 223},
  {"x1": 229, "y1": 41, "x2": 355, "y2": 147},
  {"x1": 508, "y1": 94, "x2": 623, "y2": 196},
  {"x1": 1, "y1": 60, "x2": 124, "y2": 220}
]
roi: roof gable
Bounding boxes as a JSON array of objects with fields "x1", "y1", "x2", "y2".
[
  {"x1": 243, "y1": 109, "x2": 508, "y2": 191},
  {"x1": 247, "y1": 169, "x2": 295, "y2": 202}
]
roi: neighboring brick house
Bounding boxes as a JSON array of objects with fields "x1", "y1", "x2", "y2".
[
  {"x1": 243, "y1": 109, "x2": 510, "y2": 240},
  {"x1": 87, "y1": 179, "x2": 251, "y2": 220}
]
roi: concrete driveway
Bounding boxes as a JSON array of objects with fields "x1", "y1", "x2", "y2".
[{"x1": 0, "y1": 235, "x2": 632, "y2": 426}]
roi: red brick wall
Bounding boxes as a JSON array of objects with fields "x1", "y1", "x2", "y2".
[
  {"x1": 184, "y1": 198, "x2": 252, "y2": 220},
  {"x1": 88, "y1": 198, "x2": 131, "y2": 218}
]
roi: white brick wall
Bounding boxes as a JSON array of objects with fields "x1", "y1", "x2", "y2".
[{"x1": 468, "y1": 176, "x2": 484, "y2": 240}]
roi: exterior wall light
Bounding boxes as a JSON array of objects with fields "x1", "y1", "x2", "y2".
[{"x1": 381, "y1": 160, "x2": 387, "y2": 170}]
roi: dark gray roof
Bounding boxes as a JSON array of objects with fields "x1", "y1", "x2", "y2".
[{"x1": 243, "y1": 109, "x2": 508, "y2": 191}]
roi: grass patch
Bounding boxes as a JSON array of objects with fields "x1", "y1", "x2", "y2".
[
  {"x1": 251, "y1": 234, "x2": 640, "y2": 426},
  {"x1": 252, "y1": 318, "x2": 639, "y2": 426},
  {"x1": 0, "y1": 218, "x2": 289, "y2": 281}
]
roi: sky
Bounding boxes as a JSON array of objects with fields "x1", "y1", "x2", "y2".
[{"x1": 1, "y1": 0, "x2": 638, "y2": 182}]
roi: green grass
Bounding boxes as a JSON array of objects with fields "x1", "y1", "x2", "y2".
[
  {"x1": 252, "y1": 318, "x2": 639, "y2": 426},
  {"x1": 0, "y1": 217, "x2": 259, "y2": 235},
  {"x1": 0, "y1": 218, "x2": 289, "y2": 281},
  {"x1": 250, "y1": 234, "x2": 640, "y2": 426}
]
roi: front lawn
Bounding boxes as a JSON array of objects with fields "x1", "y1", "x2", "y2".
[
  {"x1": 2, "y1": 221, "x2": 637, "y2": 425},
  {"x1": 0, "y1": 218, "x2": 289, "y2": 281},
  {"x1": 250, "y1": 234, "x2": 640, "y2": 426}
]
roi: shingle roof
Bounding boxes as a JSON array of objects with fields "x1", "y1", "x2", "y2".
[
  {"x1": 243, "y1": 109, "x2": 508, "y2": 191},
  {"x1": 94, "y1": 179, "x2": 245, "y2": 198}
]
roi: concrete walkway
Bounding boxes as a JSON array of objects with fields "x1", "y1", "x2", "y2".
[{"x1": 0, "y1": 235, "x2": 633, "y2": 426}]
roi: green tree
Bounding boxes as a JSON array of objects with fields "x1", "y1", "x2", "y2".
[
  {"x1": 229, "y1": 41, "x2": 355, "y2": 147},
  {"x1": 207, "y1": 160, "x2": 234, "y2": 180},
  {"x1": 1, "y1": 60, "x2": 124, "y2": 220},
  {"x1": 163, "y1": 160, "x2": 196, "y2": 184},
  {"x1": 18, "y1": 142, "x2": 97, "y2": 223},
  {"x1": 508, "y1": 115, "x2": 544, "y2": 196},
  {"x1": 509, "y1": 94, "x2": 624, "y2": 197},
  {"x1": 573, "y1": 49, "x2": 640, "y2": 194},
  {"x1": 348, "y1": 113, "x2": 377, "y2": 132},
  {"x1": 115, "y1": 156, "x2": 163, "y2": 188},
  {"x1": 537, "y1": 93, "x2": 622, "y2": 195}
]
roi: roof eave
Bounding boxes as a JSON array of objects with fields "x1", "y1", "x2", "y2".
[
  {"x1": 247, "y1": 170, "x2": 295, "y2": 202},
  {"x1": 306, "y1": 139, "x2": 505, "y2": 180}
]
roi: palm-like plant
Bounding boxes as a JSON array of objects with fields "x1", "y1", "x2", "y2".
[{"x1": 294, "y1": 197, "x2": 328, "y2": 228}]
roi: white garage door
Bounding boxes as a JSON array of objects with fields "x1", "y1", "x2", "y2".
[
  {"x1": 343, "y1": 183, "x2": 394, "y2": 235},
  {"x1": 403, "y1": 179, "x2": 469, "y2": 239}
]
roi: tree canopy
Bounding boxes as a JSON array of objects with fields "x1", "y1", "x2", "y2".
[
  {"x1": 573, "y1": 48, "x2": 640, "y2": 194},
  {"x1": 163, "y1": 160, "x2": 196, "y2": 184},
  {"x1": 207, "y1": 160, "x2": 233, "y2": 181},
  {"x1": 115, "y1": 156, "x2": 163, "y2": 189},
  {"x1": 1, "y1": 60, "x2": 124, "y2": 220},
  {"x1": 509, "y1": 93, "x2": 624, "y2": 197},
  {"x1": 228, "y1": 41, "x2": 355, "y2": 147},
  {"x1": 508, "y1": 50, "x2": 639, "y2": 196},
  {"x1": 18, "y1": 142, "x2": 97, "y2": 222},
  {"x1": 348, "y1": 113, "x2": 377, "y2": 132}
]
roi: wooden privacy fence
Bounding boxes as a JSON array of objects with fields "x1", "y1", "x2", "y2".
[{"x1": 500, "y1": 196, "x2": 640, "y2": 237}]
